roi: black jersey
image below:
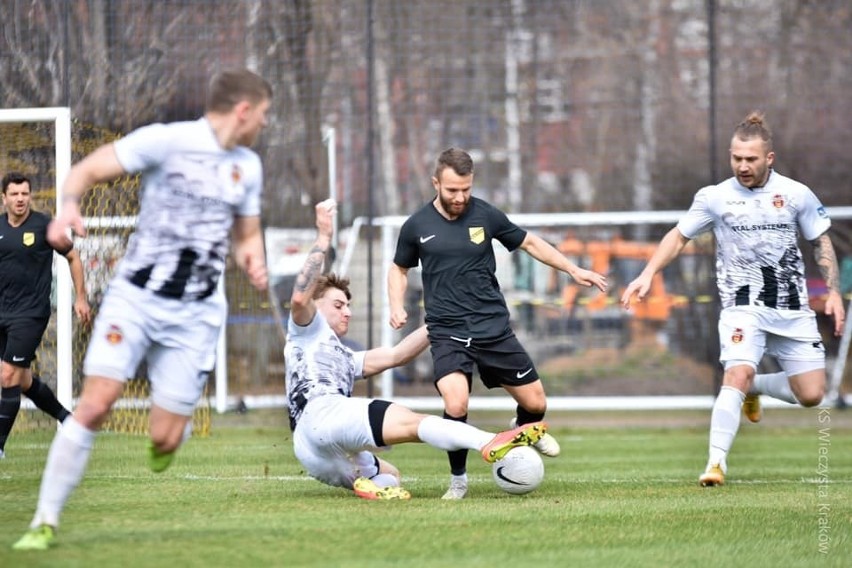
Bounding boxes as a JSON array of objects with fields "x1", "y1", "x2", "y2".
[
  {"x1": 394, "y1": 197, "x2": 527, "y2": 340},
  {"x1": 0, "y1": 211, "x2": 69, "y2": 318}
]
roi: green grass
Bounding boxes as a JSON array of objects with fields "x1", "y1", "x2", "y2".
[{"x1": 1, "y1": 409, "x2": 850, "y2": 567}]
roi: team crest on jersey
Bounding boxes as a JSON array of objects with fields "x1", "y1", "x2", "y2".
[
  {"x1": 23, "y1": 232, "x2": 35, "y2": 246},
  {"x1": 469, "y1": 227, "x2": 485, "y2": 245},
  {"x1": 731, "y1": 328, "x2": 744, "y2": 344},
  {"x1": 772, "y1": 194, "x2": 785, "y2": 208},
  {"x1": 105, "y1": 324, "x2": 124, "y2": 345},
  {"x1": 231, "y1": 164, "x2": 242, "y2": 184}
]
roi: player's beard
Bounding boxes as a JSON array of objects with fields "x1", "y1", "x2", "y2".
[
  {"x1": 439, "y1": 194, "x2": 469, "y2": 218},
  {"x1": 9, "y1": 201, "x2": 29, "y2": 219},
  {"x1": 737, "y1": 163, "x2": 770, "y2": 189}
]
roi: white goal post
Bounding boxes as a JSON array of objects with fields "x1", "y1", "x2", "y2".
[{"x1": 0, "y1": 108, "x2": 73, "y2": 409}]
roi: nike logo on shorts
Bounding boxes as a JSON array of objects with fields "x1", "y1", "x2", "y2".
[
  {"x1": 516, "y1": 368, "x2": 533, "y2": 379},
  {"x1": 419, "y1": 235, "x2": 436, "y2": 243}
]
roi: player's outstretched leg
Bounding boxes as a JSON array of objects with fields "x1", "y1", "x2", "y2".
[{"x1": 480, "y1": 421, "x2": 547, "y2": 463}]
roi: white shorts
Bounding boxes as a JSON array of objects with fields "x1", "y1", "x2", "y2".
[
  {"x1": 292, "y1": 395, "x2": 389, "y2": 489},
  {"x1": 718, "y1": 306, "x2": 825, "y2": 373},
  {"x1": 84, "y1": 278, "x2": 226, "y2": 416}
]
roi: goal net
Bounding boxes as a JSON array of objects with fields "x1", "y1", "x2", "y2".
[{"x1": 0, "y1": 109, "x2": 210, "y2": 436}]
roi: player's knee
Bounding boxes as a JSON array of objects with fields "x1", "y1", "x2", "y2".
[
  {"x1": 0, "y1": 364, "x2": 24, "y2": 388},
  {"x1": 443, "y1": 402, "x2": 468, "y2": 418},
  {"x1": 74, "y1": 399, "x2": 113, "y2": 429},
  {"x1": 520, "y1": 397, "x2": 547, "y2": 415},
  {"x1": 796, "y1": 388, "x2": 824, "y2": 407}
]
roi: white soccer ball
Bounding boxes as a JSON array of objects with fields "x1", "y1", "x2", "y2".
[{"x1": 491, "y1": 445, "x2": 544, "y2": 495}]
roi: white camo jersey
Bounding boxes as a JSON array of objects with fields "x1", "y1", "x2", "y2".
[
  {"x1": 112, "y1": 118, "x2": 263, "y2": 301},
  {"x1": 677, "y1": 170, "x2": 830, "y2": 311},
  {"x1": 285, "y1": 311, "x2": 366, "y2": 429}
]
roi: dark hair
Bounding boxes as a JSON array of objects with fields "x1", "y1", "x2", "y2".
[
  {"x1": 313, "y1": 273, "x2": 352, "y2": 301},
  {"x1": 205, "y1": 68, "x2": 273, "y2": 114},
  {"x1": 733, "y1": 111, "x2": 773, "y2": 151},
  {"x1": 2, "y1": 172, "x2": 31, "y2": 194},
  {"x1": 434, "y1": 147, "x2": 474, "y2": 180}
]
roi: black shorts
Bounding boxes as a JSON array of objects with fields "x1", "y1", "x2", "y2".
[
  {"x1": 0, "y1": 316, "x2": 49, "y2": 368},
  {"x1": 430, "y1": 334, "x2": 538, "y2": 390}
]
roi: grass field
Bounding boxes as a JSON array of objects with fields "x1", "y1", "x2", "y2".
[{"x1": 2, "y1": 408, "x2": 850, "y2": 568}]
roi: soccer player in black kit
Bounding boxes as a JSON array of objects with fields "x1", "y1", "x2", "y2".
[
  {"x1": 388, "y1": 148, "x2": 608, "y2": 499},
  {"x1": 0, "y1": 172, "x2": 90, "y2": 459}
]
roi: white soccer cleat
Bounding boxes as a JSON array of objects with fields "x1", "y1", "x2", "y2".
[
  {"x1": 699, "y1": 462, "x2": 726, "y2": 487},
  {"x1": 510, "y1": 418, "x2": 560, "y2": 457},
  {"x1": 441, "y1": 477, "x2": 468, "y2": 500}
]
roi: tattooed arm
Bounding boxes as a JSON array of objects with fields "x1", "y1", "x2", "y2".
[
  {"x1": 811, "y1": 232, "x2": 846, "y2": 337},
  {"x1": 290, "y1": 200, "x2": 337, "y2": 327}
]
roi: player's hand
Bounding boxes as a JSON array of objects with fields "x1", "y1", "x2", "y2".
[
  {"x1": 244, "y1": 255, "x2": 269, "y2": 292},
  {"x1": 620, "y1": 275, "x2": 652, "y2": 310},
  {"x1": 74, "y1": 297, "x2": 92, "y2": 326},
  {"x1": 570, "y1": 267, "x2": 608, "y2": 292},
  {"x1": 824, "y1": 290, "x2": 846, "y2": 337},
  {"x1": 389, "y1": 307, "x2": 408, "y2": 330},
  {"x1": 47, "y1": 202, "x2": 86, "y2": 251},
  {"x1": 316, "y1": 198, "x2": 336, "y2": 239}
]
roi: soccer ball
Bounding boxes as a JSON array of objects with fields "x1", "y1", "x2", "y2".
[{"x1": 491, "y1": 446, "x2": 544, "y2": 495}]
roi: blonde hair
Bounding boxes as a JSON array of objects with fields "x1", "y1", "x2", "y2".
[{"x1": 733, "y1": 111, "x2": 773, "y2": 151}]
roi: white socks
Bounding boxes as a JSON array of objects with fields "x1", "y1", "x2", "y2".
[
  {"x1": 371, "y1": 473, "x2": 400, "y2": 488},
  {"x1": 31, "y1": 417, "x2": 96, "y2": 529},
  {"x1": 707, "y1": 386, "x2": 745, "y2": 470},
  {"x1": 416, "y1": 415, "x2": 491, "y2": 452},
  {"x1": 751, "y1": 372, "x2": 798, "y2": 404}
]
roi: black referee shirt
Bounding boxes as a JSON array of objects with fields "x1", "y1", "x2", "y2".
[
  {"x1": 394, "y1": 197, "x2": 527, "y2": 340},
  {"x1": 0, "y1": 211, "x2": 69, "y2": 318}
]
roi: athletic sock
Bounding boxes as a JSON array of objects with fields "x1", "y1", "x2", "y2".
[
  {"x1": 515, "y1": 405, "x2": 545, "y2": 426},
  {"x1": 751, "y1": 372, "x2": 798, "y2": 404},
  {"x1": 31, "y1": 416, "x2": 96, "y2": 529},
  {"x1": 0, "y1": 385, "x2": 22, "y2": 452},
  {"x1": 24, "y1": 376, "x2": 71, "y2": 422},
  {"x1": 443, "y1": 412, "x2": 469, "y2": 476},
  {"x1": 370, "y1": 473, "x2": 400, "y2": 488},
  {"x1": 417, "y1": 415, "x2": 491, "y2": 452},
  {"x1": 707, "y1": 386, "x2": 745, "y2": 469}
]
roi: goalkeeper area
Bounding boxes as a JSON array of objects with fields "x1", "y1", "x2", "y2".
[{"x1": 2, "y1": 108, "x2": 851, "y2": 439}]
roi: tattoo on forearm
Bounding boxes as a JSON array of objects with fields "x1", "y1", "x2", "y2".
[
  {"x1": 812, "y1": 235, "x2": 840, "y2": 293},
  {"x1": 294, "y1": 245, "x2": 327, "y2": 293}
]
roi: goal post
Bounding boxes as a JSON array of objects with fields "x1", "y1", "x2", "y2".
[
  {"x1": 0, "y1": 108, "x2": 73, "y2": 410},
  {"x1": 1, "y1": 109, "x2": 212, "y2": 434}
]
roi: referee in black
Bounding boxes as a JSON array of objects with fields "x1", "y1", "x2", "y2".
[{"x1": 0, "y1": 172, "x2": 91, "y2": 459}]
